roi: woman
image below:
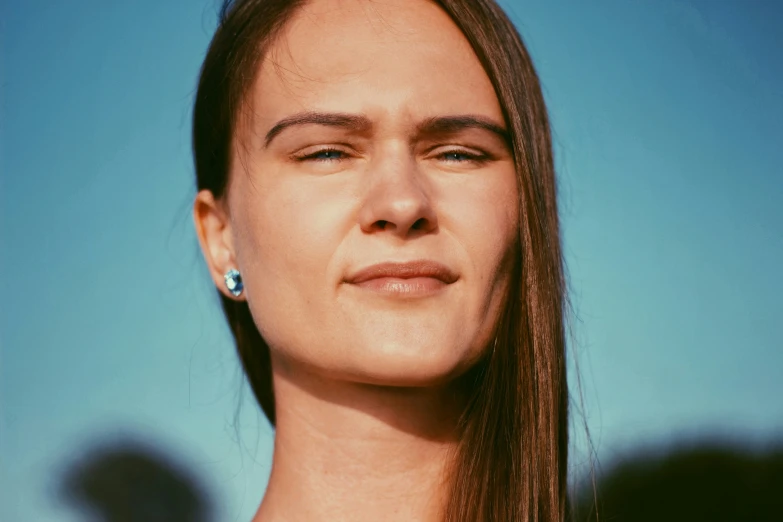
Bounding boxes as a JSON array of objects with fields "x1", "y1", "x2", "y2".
[{"x1": 192, "y1": 0, "x2": 568, "y2": 520}]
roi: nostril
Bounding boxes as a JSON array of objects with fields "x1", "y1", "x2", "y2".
[
  {"x1": 412, "y1": 218, "x2": 427, "y2": 230},
  {"x1": 377, "y1": 220, "x2": 389, "y2": 230}
]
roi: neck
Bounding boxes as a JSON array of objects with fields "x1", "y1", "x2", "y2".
[{"x1": 254, "y1": 362, "x2": 467, "y2": 522}]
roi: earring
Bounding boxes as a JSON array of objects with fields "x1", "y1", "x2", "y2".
[{"x1": 224, "y1": 268, "x2": 244, "y2": 297}]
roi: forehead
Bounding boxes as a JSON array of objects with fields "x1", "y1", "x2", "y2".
[{"x1": 252, "y1": 0, "x2": 503, "y2": 125}]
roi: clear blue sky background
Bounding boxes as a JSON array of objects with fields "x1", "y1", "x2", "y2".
[{"x1": 2, "y1": 0, "x2": 781, "y2": 520}]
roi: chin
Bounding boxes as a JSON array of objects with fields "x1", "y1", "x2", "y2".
[{"x1": 341, "y1": 335, "x2": 484, "y2": 387}]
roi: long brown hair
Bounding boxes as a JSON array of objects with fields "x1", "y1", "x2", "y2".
[{"x1": 192, "y1": 1, "x2": 568, "y2": 520}]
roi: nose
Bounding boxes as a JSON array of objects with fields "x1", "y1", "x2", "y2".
[{"x1": 357, "y1": 151, "x2": 438, "y2": 238}]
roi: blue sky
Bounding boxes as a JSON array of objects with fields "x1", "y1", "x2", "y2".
[{"x1": 2, "y1": 0, "x2": 782, "y2": 520}]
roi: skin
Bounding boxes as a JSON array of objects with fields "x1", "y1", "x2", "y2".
[{"x1": 194, "y1": 0, "x2": 519, "y2": 520}]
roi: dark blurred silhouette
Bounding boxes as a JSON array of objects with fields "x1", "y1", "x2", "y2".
[
  {"x1": 569, "y1": 441, "x2": 783, "y2": 522},
  {"x1": 59, "y1": 438, "x2": 214, "y2": 522}
]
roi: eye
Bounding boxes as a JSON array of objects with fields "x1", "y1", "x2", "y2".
[
  {"x1": 436, "y1": 149, "x2": 489, "y2": 164},
  {"x1": 296, "y1": 148, "x2": 347, "y2": 162}
]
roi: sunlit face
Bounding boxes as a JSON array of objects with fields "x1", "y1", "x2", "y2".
[{"x1": 201, "y1": 0, "x2": 519, "y2": 386}]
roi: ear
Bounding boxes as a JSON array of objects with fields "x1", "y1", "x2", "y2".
[{"x1": 193, "y1": 189, "x2": 244, "y2": 300}]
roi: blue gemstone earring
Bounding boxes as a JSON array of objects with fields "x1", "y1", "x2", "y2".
[{"x1": 224, "y1": 268, "x2": 244, "y2": 297}]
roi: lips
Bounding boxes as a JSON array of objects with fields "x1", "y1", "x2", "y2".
[
  {"x1": 344, "y1": 260, "x2": 458, "y2": 297},
  {"x1": 345, "y1": 260, "x2": 459, "y2": 285}
]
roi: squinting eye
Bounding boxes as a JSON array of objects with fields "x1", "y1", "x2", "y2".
[
  {"x1": 438, "y1": 150, "x2": 487, "y2": 163},
  {"x1": 299, "y1": 148, "x2": 346, "y2": 162}
]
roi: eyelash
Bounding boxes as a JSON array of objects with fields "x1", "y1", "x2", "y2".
[
  {"x1": 296, "y1": 148, "x2": 348, "y2": 163},
  {"x1": 295, "y1": 148, "x2": 489, "y2": 164},
  {"x1": 438, "y1": 150, "x2": 488, "y2": 163}
]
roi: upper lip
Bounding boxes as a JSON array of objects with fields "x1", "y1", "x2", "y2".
[{"x1": 345, "y1": 260, "x2": 459, "y2": 284}]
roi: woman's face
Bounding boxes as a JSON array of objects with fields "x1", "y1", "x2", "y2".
[{"x1": 200, "y1": 0, "x2": 519, "y2": 386}]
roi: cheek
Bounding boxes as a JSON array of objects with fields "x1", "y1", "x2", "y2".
[
  {"x1": 230, "y1": 175, "x2": 352, "y2": 340},
  {"x1": 443, "y1": 170, "x2": 519, "y2": 281},
  {"x1": 238, "y1": 176, "x2": 345, "y2": 272}
]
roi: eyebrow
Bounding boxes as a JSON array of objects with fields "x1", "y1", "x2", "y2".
[
  {"x1": 264, "y1": 112, "x2": 372, "y2": 147},
  {"x1": 415, "y1": 115, "x2": 509, "y2": 144},
  {"x1": 263, "y1": 111, "x2": 509, "y2": 147}
]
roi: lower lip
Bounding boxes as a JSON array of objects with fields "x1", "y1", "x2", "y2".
[{"x1": 352, "y1": 277, "x2": 449, "y2": 296}]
